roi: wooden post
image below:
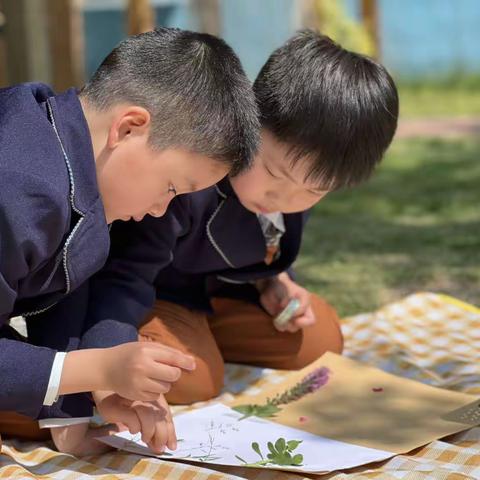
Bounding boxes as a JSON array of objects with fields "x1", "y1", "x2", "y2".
[
  {"x1": 2, "y1": 0, "x2": 51, "y2": 84},
  {"x1": 47, "y1": 0, "x2": 85, "y2": 91},
  {"x1": 127, "y1": 0, "x2": 154, "y2": 35},
  {"x1": 0, "y1": 0, "x2": 8, "y2": 86},
  {"x1": 361, "y1": 0, "x2": 380, "y2": 58},
  {"x1": 2, "y1": 0, "x2": 28, "y2": 83},
  {"x1": 297, "y1": 0, "x2": 320, "y2": 30},
  {"x1": 192, "y1": 0, "x2": 221, "y2": 36}
]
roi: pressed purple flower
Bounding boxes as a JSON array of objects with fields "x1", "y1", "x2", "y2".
[
  {"x1": 268, "y1": 367, "x2": 331, "y2": 407},
  {"x1": 303, "y1": 367, "x2": 330, "y2": 393},
  {"x1": 233, "y1": 366, "x2": 331, "y2": 419}
]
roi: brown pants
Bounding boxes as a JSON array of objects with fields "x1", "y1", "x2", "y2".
[
  {"x1": 139, "y1": 295, "x2": 343, "y2": 404},
  {"x1": 0, "y1": 411, "x2": 51, "y2": 443},
  {"x1": 0, "y1": 295, "x2": 342, "y2": 441}
]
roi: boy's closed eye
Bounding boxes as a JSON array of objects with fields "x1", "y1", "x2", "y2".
[
  {"x1": 167, "y1": 179, "x2": 201, "y2": 198},
  {"x1": 264, "y1": 161, "x2": 327, "y2": 197},
  {"x1": 264, "y1": 163, "x2": 282, "y2": 180},
  {"x1": 307, "y1": 187, "x2": 327, "y2": 197}
]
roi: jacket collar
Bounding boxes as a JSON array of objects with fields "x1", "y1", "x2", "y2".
[
  {"x1": 46, "y1": 88, "x2": 102, "y2": 214},
  {"x1": 207, "y1": 176, "x2": 305, "y2": 272}
]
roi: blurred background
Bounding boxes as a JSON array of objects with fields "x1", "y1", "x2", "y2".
[{"x1": 0, "y1": 0, "x2": 478, "y2": 315}]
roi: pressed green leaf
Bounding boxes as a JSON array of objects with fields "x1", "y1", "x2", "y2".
[
  {"x1": 256, "y1": 404, "x2": 282, "y2": 417},
  {"x1": 275, "y1": 437, "x2": 286, "y2": 453},
  {"x1": 232, "y1": 405, "x2": 254, "y2": 415},
  {"x1": 292, "y1": 454, "x2": 304, "y2": 465},
  {"x1": 286, "y1": 440, "x2": 303, "y2": 451},
  {"x1": 276, "y1": 453, "x2": 293, "y2": 465},
  {"x1": 233, "y1": 403, "x2": 282, "y2": 420},
  {"x1": 251, "y1": 442, "x2": 263, "y2": 459},
  {"x1": 267, "y1": 441, "x2": 277, "y2": 455}
]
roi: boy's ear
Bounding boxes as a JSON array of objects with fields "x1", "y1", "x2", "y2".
[{"x1": 107, "y1": 106, "x2": 151, "y2": 149}]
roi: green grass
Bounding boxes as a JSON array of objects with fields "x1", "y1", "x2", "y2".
[
  {"x1": 296, "y1": 138, "x2": 480, "y2": 317},
  {"x1": 398, "y1": 77, "x2": 480, "y2": 118}
]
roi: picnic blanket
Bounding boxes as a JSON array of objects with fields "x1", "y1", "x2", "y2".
[{"x1": 1, "y1": 292, "x2": 479, "y2": 479}]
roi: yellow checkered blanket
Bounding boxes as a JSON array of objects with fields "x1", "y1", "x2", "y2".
[{"x1": 1, "y1": 292, "x2": 479, "y2": 479}]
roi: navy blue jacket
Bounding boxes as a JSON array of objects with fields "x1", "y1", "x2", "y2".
[
  {"x1": 0, "y1": 83, "x2": 113, "y2": 419},
  {"x1": 44, "y1": 179, "x2": 310, "y2": 346}
]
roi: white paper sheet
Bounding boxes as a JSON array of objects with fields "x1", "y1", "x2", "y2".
[{"x1": 97, "y1": 404, "x2": 394, "y2": 473}]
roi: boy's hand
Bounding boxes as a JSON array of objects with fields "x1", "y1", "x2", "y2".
[
  {"x1": 257, "y1": 273, "x2": 315, "y2": 333},
  {"x1": 93, "y1": 390, "x2": 176, "y2": 453},
  {"x1": 100, "y1": 342, "x2": 196, "y2": 402},
  {"x1": 51, "y1": 422, "x2": 118, "y2": 456}
]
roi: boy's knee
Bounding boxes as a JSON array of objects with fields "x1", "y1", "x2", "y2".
[
  {"x1": 289, "y1": 296, "x2": 344, "y2": 369},
  {"x1": 311, "y1": 295, "x2": 343, "y2": 348},
  {"x1": 296, "y1": 327, "x2": 342, "y2": 368}
]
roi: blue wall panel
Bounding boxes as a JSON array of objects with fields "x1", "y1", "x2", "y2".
[
  {"x1": 221, "y1": 0, "x2": 295, "y2": 80},
  {"x1": 84, "y1": 4, "x2": 194, "y2": 77},
  {"x1": 83, "y1": 0, "x2": 480, "y2": 81},
  {"x1": 378, "y1": 0, "x2": 480, "y2": 77}
]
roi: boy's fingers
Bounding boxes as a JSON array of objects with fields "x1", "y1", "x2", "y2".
[
  {"x1": 121, "y1": 411, "x2": 142, "y2": 435},
  {"x1": 293, "y1": 313, "x2": 316, "y2": 329},
  {"x1": 293, "y1": 291, "x2": 310, "y2": 315},
  {"x1": 166, "y1": 417, "x2": 177, "y2": 451},
  {"x1": 138, "y1": 391, "x2": 163, "y2": 402},
  {"x1": 50, "y1": 423, "x2": 89, "y2": 454},
  {"x1": 278, "y1": 293, "x2": 292, "y2": 310},
  {"x1": 167, "y1": 422, "x2": 177, "y2": 450},
  {"x1": 150, "y1": 343, "x2": 187, "y2": 356},
  {"x1": 151, "y1": 346, "x2": 196, "y2": 371},
  {"x1": 135, "y1": 382, "x2": 172, "y2": 401},
  {"x1": 285, "y1": 322, "x2": 301, "y2": 333},
  {"x1": 74, "y1": 425, "x2": 117, "y2": 456},
  {"x1": 156, "y1": 395, "x2": 176, "y2": 450},
  {"x1": 91, "y1": 423, "x2": 120, "y2": 438},
  {"x1": 149, "y1": 397, "x2": 174, "y2": 453},
  {"x1": 274, "y1": 322, "x2": 288, "y2": 332},
  {"x1": 148, "y1": 363, "x2": 182, "y2": 383},
  {"x1": 162, "y1": 400, "x2": 177, "y2": 450},
  {"x1": 260, "y1": 292, "x2": 280, "y2": 316},
  {"x1": 287, "y1": 305, "x2": 316, "y2": 331},
  {"x1": 134, "y1": 405, "x2": 156, "y2": 445},
  {"x1": 144, "y1": 377, "x2": 172, "y2": 395},
  {"x1": 116, "y1": 422, "x2": 129, "y2": 432},
  {"x1": 150, "y1": 419, "x2": 168, "y2": 453},
  {"x1": 273, "y1": 282, "x2": 289, "y2": 301}
]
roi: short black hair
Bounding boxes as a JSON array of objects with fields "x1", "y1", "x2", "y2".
[
  {"x1": 254, "y1": 30, "x2": 399, "y2": 189},
  {"x1": 81, "y1": 27, "x2": 259, "y2": 175}
]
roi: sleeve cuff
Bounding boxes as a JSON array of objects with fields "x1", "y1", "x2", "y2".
[
  {"x1": 43, "y1": 352, "x2": 67, "y2": 406},
  {"x1": 38, "y1": 416, "x2": 92, "y2": 429}
]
